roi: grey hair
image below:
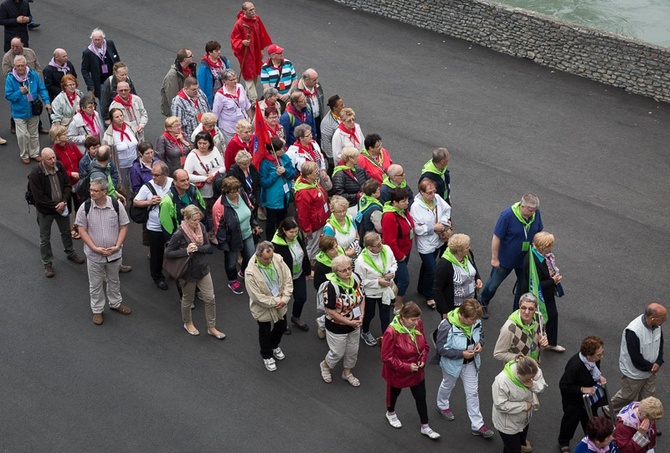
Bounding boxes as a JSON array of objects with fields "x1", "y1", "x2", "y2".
[
  {"x1": 90, "y1": 28, "x2": 105, "y2": 39},
  {"x1": 13, "y1": 55, "x2": 27, "y2": 65},
  {"x1": 90, "y1": 177, "x2": 108, "y2": 192},
  {"x1": 255, "y1": 240, "x2": 275, "y2": 257},
  {"x1": 514, "y1": 355, "x2": 539, "y2": 378},
  {"x1": 331, "y1": 255, "x2": 352, "y2": 273},
  {"x1": 293, "y1": 123, "x2": 312, "y2": 140},
  {"x1": 519, "y1": 292, "x2": 538, "y2": 307},
  {"x1": 432, "y1": 147, "x2": 449, "y2": 163},
  {"x1": 263, "y1": 87, "x2": 279, "y2": 98},
  {"x1": 221, "y1": 69, "x2": 237, "y2": 82},
  {"x1": 152, "y1": 160, "x2": 169, "y2": 176},
  {"x1": 520, "y1": 193, "x2": 540, "y2": 209}
]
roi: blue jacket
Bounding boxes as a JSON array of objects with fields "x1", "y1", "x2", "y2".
[
  {"x1": 259, "y1": 154, "x2": 296, "y2": 210},
  {"x1": 279, "y1": 105, "x2": 316, "y2": 147},
  {"x1": 5, "y1": 68, "x2": 50, "y2": 119},
  {"x1": 196, "y1": 56, "x2": 230, "y2": 108},
  {"x1": 430, "y1": 315, "x2": 483, "y2": 377}
]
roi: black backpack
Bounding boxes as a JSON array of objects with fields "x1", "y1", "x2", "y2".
[
  {"x1": 25, "y1": 178, "x2": 35, "y2": 206},
  {"x1": 129, "y1": 182, "x2": 157, "y2": 223}
]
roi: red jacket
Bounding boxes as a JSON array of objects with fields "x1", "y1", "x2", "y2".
[
  {"x1": 381, "y1": 319, "x2": 430, "y2": 388},
  {"x1": 381, "y1": 210, "x2": 414, "y2": 260},
  {"x1": 614, "y1": 418, "x2": 657, "y2": 453},
  {"x1": 224, "y1": 134, "x2": 254, "y2": 171},
  {"x1": 294, "y1": 177, "x2": 329, "y2": 233},
  {"x1": 230, "y1": 12, "x2": 272, "y2": 80},
  {"x1": 53, "y1": 142, "x2": 83, "y2": 185},
  {"x1": 357, "y1": 148, "x2": 392, "y2": 183}
]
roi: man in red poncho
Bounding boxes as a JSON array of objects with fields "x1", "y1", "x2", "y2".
[{"x1": 230, "y1": 2, "x2": 272, "y2": 103}]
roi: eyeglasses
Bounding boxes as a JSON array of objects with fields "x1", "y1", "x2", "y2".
[
  {"x1": 338, "y1": 267, "x2": 353, "y2": 273},
  {"x1": 519, "y1": 306, "x2": 536, "y2": 312},
  {"x1": 89, "y1": 188, "x2": 103, "y2": 193}
]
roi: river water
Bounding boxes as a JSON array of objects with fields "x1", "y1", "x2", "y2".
[{"x1": 501, "y1": 0, "x2": 670, "y2": 47}]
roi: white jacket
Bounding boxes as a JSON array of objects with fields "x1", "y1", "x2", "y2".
[
  {"x1": 491, "y1": 364, "x2": 547, "y2": 435},
  {"x1": 410, "y1": 193, "x2": 451, "y2": 254},
  {"x1": 354, "y1": 245, "x2": 398, "y2": 302}
]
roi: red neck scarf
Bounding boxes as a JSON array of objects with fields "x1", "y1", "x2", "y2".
[
  {"x1": 181, "y1": 65, "x2": 192, "y2": 78},
  {"x1": 338, "y1": 122, "x2": 359, "y2": 145},
  {"x1": 286, "y1": 103, "x2": 306, "y2": 124},
  {"x1": 301, "y1": 87, "x2": 316, "y2": 97},
  {"x1": 232, "y1": 133, "x2": 253, "y2": 151},
  {"x1": 66, "y1": 90, "x2": 77, "y2": 107},
  {"x1": 266, "y1": 123, "x2": 280, "y2": 137},
  {"x1": 177, "y1": 88, "x2": 199, "y2": 108},
  {"x1": 203, "y1": 54, "x2": 224, "y2": 69},
  {"x1": 162, "y1": 130, "x2": 184, "y2": 153},
  {"x1": 79, "y1": 110, "x2": 99, "y2": 136},
  {"x1": 113, "y1": 93, "x2": 133, "y2": 108},
  {"x1": 219, "y1": 85, "x2": 240, "y2": 101},
  {"x1": 297, "y1": 140, "x2": 321, "y2": 165},
  {"x1": 113, "y1": 123, "x2": 132, "y2": 142}
]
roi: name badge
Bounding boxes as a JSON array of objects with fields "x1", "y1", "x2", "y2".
[
  {"x1": 26, "y1": 93, "x2": 34, "y2": 102},
  {"x1": 101, "y1": 64, "x2": 108, "y2": 73},
  {"x1": 283, "y1": 183, "x2": 289, "y2": 193},
  {"x1": 522, "y1": 241, "x2": 530, "y2": 251},
  {"x1": 323, "y1": 202, "x2": 328, "y2": 213},
  {"x1": 352, "y1": 306, "x2": 362, "y2": 318}
]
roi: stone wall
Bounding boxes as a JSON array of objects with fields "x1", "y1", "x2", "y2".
[{"x1": 331, "y1": 0, "x2": 670, "y2": 103}]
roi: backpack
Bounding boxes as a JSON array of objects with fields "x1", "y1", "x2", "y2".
[
  {"x1": 316, "y1": 274, "x2": 361, "y2": 315},
  {"x1": 129, "y1": 182, "x2": 157, "y2": 223},
  {"x1": 25, "y1": 179, "x2": 35, "y2": 206},
  {"x1": 84, "y1": 197, "x2": 120, "y2": 217}
]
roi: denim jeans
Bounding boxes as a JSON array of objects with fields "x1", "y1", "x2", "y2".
[
  {"x1": 417, "y1": 250, "x2": 439, "y2": 300},
  {"x1": 224, "y1": 235, "x2": 255, "y2": 281},
  {"x1": 394, "y1": 255, "x2": 410, "y2": 297},
  {"x1": 478, "y1": 265, "x2": 524, "y2": 309}
]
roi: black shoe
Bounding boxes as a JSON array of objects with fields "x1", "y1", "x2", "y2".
[
  {"x1": 11, "y1": 125, "x2": 15, "y2": 134},
  {"x1": 284, "y1": 326, "x2": 292, "y2": 335},
  {"x1": 155, "y1": 280, "x2": 168, "y2": 290},
  {"x1": 28, "y1": 23, "x2": 40, "y2": 29},
  {"x1": 481, "y1": 305, "x2": 489, "y2": 319},
  {"x1": 291, "y1": 316, "x2": 309, "y2": 331},
  {"x1": 38, "y1": 128, "x2": 48, "y2": 134}
]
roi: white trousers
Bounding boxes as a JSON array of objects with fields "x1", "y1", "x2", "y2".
[{"x1": 436, "y1": 361, "x2": 484, "y2": 430}]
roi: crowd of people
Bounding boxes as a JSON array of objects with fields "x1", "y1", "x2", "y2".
[{"x1": 7, "y1": 1, "x2": 666, "y2": 451}]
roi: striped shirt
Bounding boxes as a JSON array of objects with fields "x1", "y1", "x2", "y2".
[
  {"x1": 261, "y1": 59, "x2": 297, "y2": 95},
  {"x1": 75, "y1": 197, "x2": 130, "y2": 263}
]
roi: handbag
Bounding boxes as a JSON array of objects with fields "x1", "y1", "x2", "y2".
[
  {"x1": 555, "y1": 282, "x2": 565, "y2": 298},
  {"x1": 31, "y1": 98, "x2": 44, "y2": 116},
  {"x1": 163, "y1": 254, "x2": 191, "y2": 280}
]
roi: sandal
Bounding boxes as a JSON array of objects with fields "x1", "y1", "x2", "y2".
[
  {"x1": 320, "y1": 361, "x2": 332, "y2": 383},
  {"x1": 426, "y1": 299, "x2": 436, "y2": 310},
  {"x1": 342, "y1": 372, "x2": 360, "y2": 387}
]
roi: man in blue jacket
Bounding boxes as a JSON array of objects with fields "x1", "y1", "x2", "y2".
[{"x1": 5, "y1": 54, "x2": 50, "y2": 163}]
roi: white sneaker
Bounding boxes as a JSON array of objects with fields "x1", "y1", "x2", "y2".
[
  {"x1": 272, "y1": 347, "x2": 285, "y2": 361},
  {"x1": 385, "y1": 411, "x2": 402, "y2": 429},
  {"x1": 263, "y1": 357, "x2": 276, "y2": 371},
  {"x1": 420, "y1": 425, "x2": 440, "y2": 439}
]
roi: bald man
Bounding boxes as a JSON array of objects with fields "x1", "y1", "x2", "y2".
[
  {"x1": 609, "y1": 302, "x2": 666, "y2": 414},
  {"x1": 28, "y1": 147, "x2": 86, "y2": 277},
  {"x1": 42, "y1": 48, "x2": 78, "y2": 103}
]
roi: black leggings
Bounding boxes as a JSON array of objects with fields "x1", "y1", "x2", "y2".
[
  {"x1": 386, "y1": 380, "x2": 428, "y2": 424},
  {"x1": 499, "y1": 424, "x2": 529, "y2": 453}
]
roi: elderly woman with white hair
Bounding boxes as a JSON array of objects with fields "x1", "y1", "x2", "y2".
[
  {"x1": 324, "y1": 195, "x2": 359, "y2": 258},
  {"x1": 319, "y1": 254, "x2": 365, "y2": 386},
  {"x1": 225, "y1": 149, "x2": 260, "y2": 215},
  {"x1": 331, "y1": 107, "x2": 363, "y2": 165},
  {"x1": 332, "y1": 146, "x2": 368, "y2": 217},
  {"x1": 190, "y1": 111, "x2": 226, "y2": 153},
  {"x1": 212, "y1": 69, "x2": 251, "y2": 145}
]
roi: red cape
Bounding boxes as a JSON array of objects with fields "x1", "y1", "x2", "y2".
[{"x1": 230, "y1": 11, "x2": 272, "y2": 79}]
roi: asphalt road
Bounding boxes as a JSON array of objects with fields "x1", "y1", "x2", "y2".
[{"x1": 1, "y1": 0, "x2": 668, "y2": 452}]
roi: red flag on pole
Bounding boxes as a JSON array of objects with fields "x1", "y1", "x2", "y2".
[{"x1": 252, "y1": 100, "x2": 270, "y2": 168}]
